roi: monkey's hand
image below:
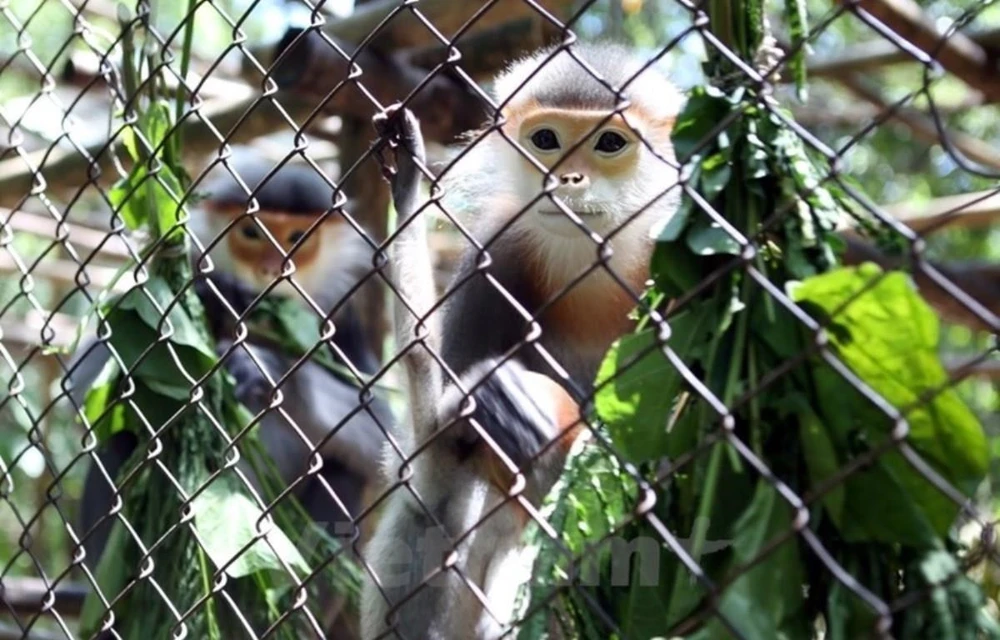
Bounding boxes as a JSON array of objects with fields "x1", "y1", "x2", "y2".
[
  {"x1": 217, "y1": 341, "x2": 274, "y2": 406},
  {"x1": 451, "y1": 359, "x2": 582, "y2": 505},
  {"x1": 372, "y1": 104, "x2": 426, "y2": 220}
]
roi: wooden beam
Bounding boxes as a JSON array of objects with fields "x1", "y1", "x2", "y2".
[
  {"x1": 0, "y1": 577, "x2": 86, "y2": 618},
  {"x1": 257, "y1": 27, "x2": 488, "y2": 146},
  {"x1": 0, "y1": 621, "x2": 65, "y2": 640},
  {"x1": 947, "y1": 358, "x2": 1000, "y2": 380},
  {"x1": 0, "y1": 254, "x2": 136, "y2": 294},
  {"x1": 844, "y1": 0, "x2": 1000, "y2": 102},
  {"x1": 405, "y1": 15, "x2": 565, "y2": 80},
  {"x1": 803, "y1": 27, "x2": 1000, "y2": 80},
  {"x1": 884, "y1": 189, "x2": 1000, "y2": 233},
  {"x1": 2, "y1": 208, "x2": 132, "y2": 261},
  {"x1": 0, "y1": 93, "x2": 314, "y2": 209},
  {"x1": 837, "y1": 73, "x2": 1000, "y2": 171},
  {"x1": 62, "y1": 51, "x2": 253, "y2": 102},
  {"x1": 249, "y1": 0, "x2": 576, "y2": 144},
  {"x1": 310, "y1": 0, "x2": 568, "y2": 51},
  {"x1": 0, "y1": 312, "x2": 80, "y2": 352}
]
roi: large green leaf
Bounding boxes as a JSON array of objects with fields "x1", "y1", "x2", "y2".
[
  {"x1": 594, "y1": 306, "x2": 712, "y2": 465},
  {"x1": 686, "y1": 215, "x2": 741, "y2": 256},
  {"x1": 688, "y1": 481, "x2": 808, "y2": 640},
  {"x1": 671, "y1": 86, "x2": 737, "y2": 162},
  {"x1": 191, "y1": 476, "x2": 309, "y2": 581},
  {"x1": 118, "y1": 278, "x2": 215, "y2": 359},
  {"x1": 103, "y1": 306, "x2": 207, "y2": 401},
  {"x1": 790, "y1": 264, "x2": 988, "y2": 504}
]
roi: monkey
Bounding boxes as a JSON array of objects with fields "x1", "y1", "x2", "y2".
[
  {"x1": 363, "y1": 106, "x2": 583, "y2": 640},
  {"x1": 434, "y1": 41, "x2": 684, "y2": 399},
  {"x1": 68, "y1": 153, "x2": 395, "y2": 589},
  {"x1": 361, "y1": 41, "x2": 682, "y2": 639}
]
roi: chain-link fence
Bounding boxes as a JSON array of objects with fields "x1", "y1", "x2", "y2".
[{"x1": 2, "y1": 0, "x2": 1000, "y2": 638}]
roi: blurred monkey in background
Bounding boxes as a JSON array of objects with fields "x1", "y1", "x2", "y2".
[
  {"x1": 362, "y1": 41, "x2": 684, "y2": 639},
  {"x1": 68, "y1": 154, "x2": 394, "y2": 629}
]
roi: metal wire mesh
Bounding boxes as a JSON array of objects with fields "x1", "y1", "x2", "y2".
[{"x1": 1, "y1": 0, "x2": 999, "y2": 639}]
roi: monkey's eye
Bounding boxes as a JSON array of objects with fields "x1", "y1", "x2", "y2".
[
  {"x1": 594, "y1": 131, "x2": 629, "y2": 154},
  {"x1": 529, "y1": 128, "x2": 560, "y2": 152},
  {"x1": 288, "y1": 231, "x2": 306, "y2": 245},
  {"x1": 241, "y1": 224, "x2": 261, "y2": 240}
]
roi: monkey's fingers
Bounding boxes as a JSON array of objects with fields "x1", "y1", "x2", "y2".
[{"x1": 372, "y1": 104, "x2": 426, "y2": 169}]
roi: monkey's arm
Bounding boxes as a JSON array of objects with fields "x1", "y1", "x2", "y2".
[
  {"x1": 217, "y1": 337, "x2": 391, "y2": 483},
  {"x1": 374, "y1": 105, "x2": 444, "y2": 442}
]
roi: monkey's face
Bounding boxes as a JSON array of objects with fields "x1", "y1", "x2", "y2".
[
  {"x1": 508, "y1": 107, "x2": 679, "y2": 238},
  {"x1": 198, "y1": 206, "x2": 344, "y2": 299}
]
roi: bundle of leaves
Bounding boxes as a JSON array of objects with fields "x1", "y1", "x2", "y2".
[
  {"x1": 76, "y1": 32, "x2": 359, "y2": 639},
  {"x1": 516, "y1": 86, "x2": 995, "y2": 639}
]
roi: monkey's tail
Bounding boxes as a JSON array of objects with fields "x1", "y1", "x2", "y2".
[{"x1": 375, "y1": 106, "x2": 444, "y2": 436}]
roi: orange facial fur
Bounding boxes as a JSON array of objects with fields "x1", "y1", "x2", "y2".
[
  {"x1": 206, "y1": 203, "x2": 342, "y2": 278},
  {"x1": 502, "y1": 104, "x2": 674, "y2": 176},
  {"x1": 515, "y1": 107, "x2": 641, "y2": 180}
]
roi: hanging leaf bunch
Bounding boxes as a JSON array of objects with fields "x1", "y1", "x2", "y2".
[
  {"x1": 76, "y1": 7, "x2": 359, "y2": 639},
  {"x1": 517, "y1": 1, "x2": 995, "y2": 638}
]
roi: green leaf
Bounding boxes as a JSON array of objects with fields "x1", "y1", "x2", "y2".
[
  {"x1": 268, "y1": 297, "x2": 324, "y2": 353},
  {"x1": 653, "y1": 195, "x2": 694, "y2": 242},
  {"x1": 651, "y1": 240, "x2": 701, "y2": 298},
  {"x1": 79, "y1": 519, "x2": 131, "y2": 636},
  {"x1": 104, "y1": 306, "x2": 207, "y2": 400},
  {"x1": 686, "y1": 215, "x2": 741, "y2": 256},
  {"x1": 826, "y1": 569, "x2": 882, "y2": 640},
  {"x1": 594, "y1": 307, "x2": 711, "y2": 465},
  {"x1": 191, "y1": 476, "x2": 310, "y2": 581},
  {"x1": 797, "y1": 404, "x2": 845, "y2": 528},
  {"x1": 783, "y1": 0, "x2": 810, "y2": 101},
  {"x1": 108, "y1": 137, "x2": 185, "y2": 236},
  {"x1": 140, "y1": 102, "x2": 172, "y2": 150},
  {"x1": 700, "y1": 150, "x2": 732, "y2": 200},
  {"x1": 690, "y1": 481, "x2": 808, "y2": 640},
  {"x1": 790, "y1": 265, "x2": 988, "y2": 501},
  {"x1": 899, "y1": 550, "x2": 1000, "y2": 640},
  {"x1": 517, "y1": 441, "x2": 634, "y2": 640},
  {"x1": 118, "y1": 278, "x2": 215, "y2": 358},
  {"x1": 670, "y1": 86, "x2": 733, "y2": 162},
  {"x1": 83, "y1": 356, "x2": 121, "y2": 426},
  {"x1": 108, "y1": 170, "x2": 148, "y2": 231}
]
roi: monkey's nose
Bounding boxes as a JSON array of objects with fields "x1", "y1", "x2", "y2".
[{"x1": 559, "y1": 172, "x2": 589, "y2": 188}]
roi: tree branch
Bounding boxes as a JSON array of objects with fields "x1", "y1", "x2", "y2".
[
  {"x1": 837, "y1": 73, "x2": 1000, "y2": 171},
  {"x1": 842, "y1": 0, "x2": 1000, "y2": 102},
  {"x1": 0, "y1": 94, "x2": 314, "y2": 209}
]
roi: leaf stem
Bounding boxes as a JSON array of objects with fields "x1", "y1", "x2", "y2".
[
  {"x1": 196, "y1": 546, "x2": 223, "y2": 640},
  {"x1": 174, "y1": 0, "x2": 198, "y2": 154}
]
